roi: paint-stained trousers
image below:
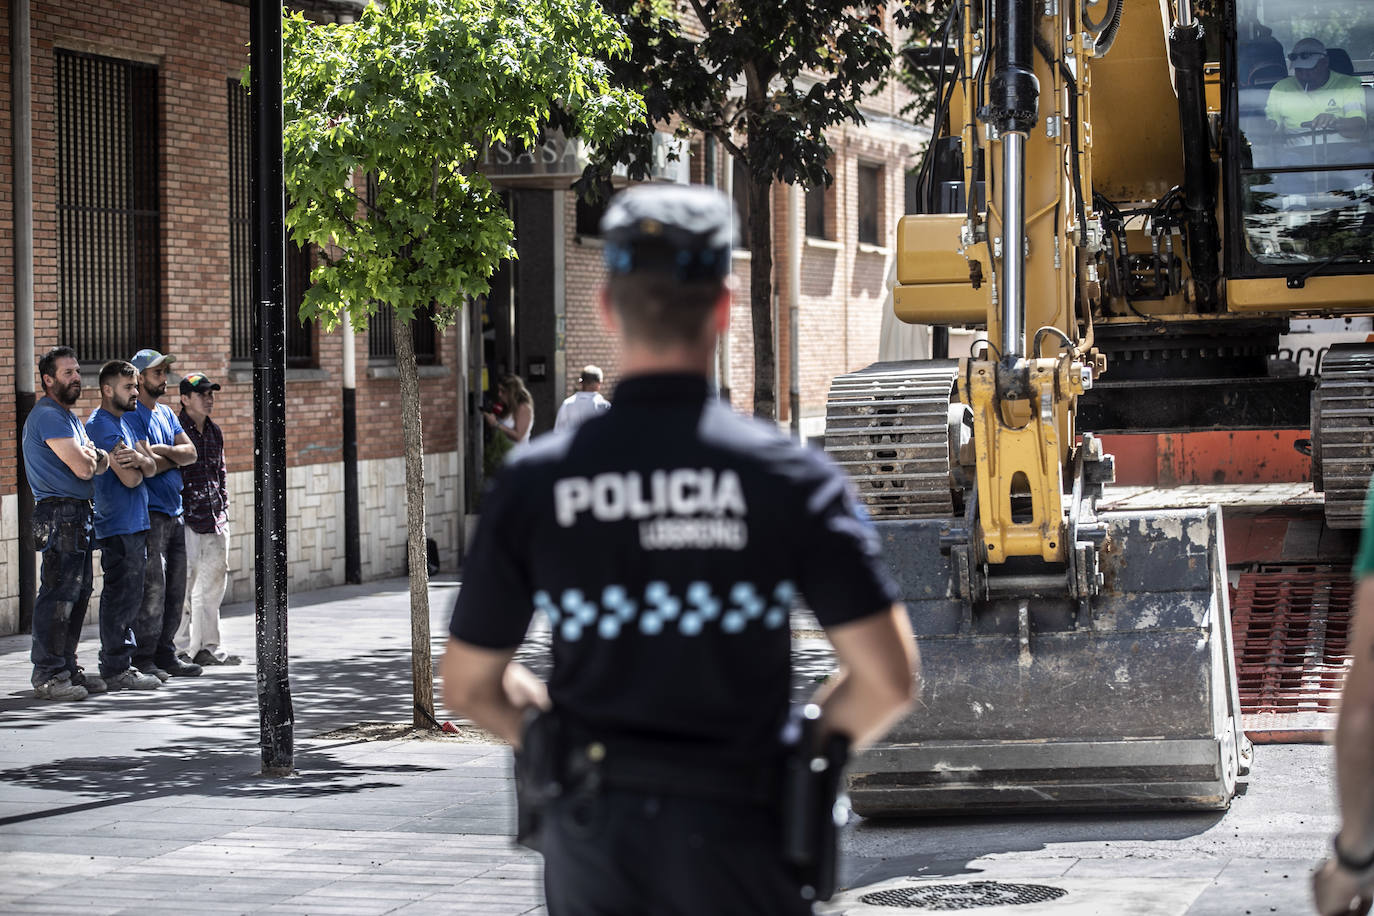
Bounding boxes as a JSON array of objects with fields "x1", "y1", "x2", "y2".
[
  {"x1": 29, "y1": 498, "x2": 94, "y2": 686},
  {"x1": 176, "y1": 526, "x2": 229, "y2": 657}
]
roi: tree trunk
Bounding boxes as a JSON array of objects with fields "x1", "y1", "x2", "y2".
[
  {"x1": 748, "y1": 167, "x2": 776, "y2": 419},
  {"x1": 392, "y1": 311, "x2": 436, "y2": 729}
]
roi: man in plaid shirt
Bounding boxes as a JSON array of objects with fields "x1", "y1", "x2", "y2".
[{"x1": 175, "y1": 372, "x2": 240, "y2": 666}]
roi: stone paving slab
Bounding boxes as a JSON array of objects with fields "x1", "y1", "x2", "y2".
[{"x1": 0, "y1": 576, "x2": 1346, "y2": 914}]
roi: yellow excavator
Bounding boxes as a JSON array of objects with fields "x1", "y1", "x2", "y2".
[{"x1": 826, "y1": 0, "x2": 1373, "y2": 813}]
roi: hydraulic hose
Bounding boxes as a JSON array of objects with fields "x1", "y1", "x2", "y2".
[{"x1": 1169, "y1": 19, "x2": 1221, "y2": 310}]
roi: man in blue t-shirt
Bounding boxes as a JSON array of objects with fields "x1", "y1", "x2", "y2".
[
  {"x1": 85, "y1": 360, "x2": 162, "y2": 691},
  {"x1": 127, "y1": 348, "x2": 202, "y2": 680},
  {"x1": 20, "y1": 346, "x2": 110, "y2": 700}
]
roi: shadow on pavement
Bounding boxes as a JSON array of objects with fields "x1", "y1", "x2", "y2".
[
  {"x1": 0, "y1": 732, "x2": 445, "y2": 828},
  {"x1": 840, "y1": 807, "x2": 1228, "y2": 889},
  {"x1": 0, "y1": 645, "x2": 439, "y2": 735}
]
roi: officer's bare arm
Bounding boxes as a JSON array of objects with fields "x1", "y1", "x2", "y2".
[
  {"x1": 47, "y1": 436, "x2": 103, "y2": 480},
  {"x1": 1314, "y1": 577, "x2": 1374, "y2": 914},
  {"x1": 441, "y1": 637, "x2": 550, "y2": 747},
  {"x1": 815, "y1": 603, "x2": 919, "y2": 750},
  {"x1": 150, "y1": 431, "x2": 197, "y2": 471}
]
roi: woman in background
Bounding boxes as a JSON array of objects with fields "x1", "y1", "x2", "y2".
[{"x1": 486, "y1": 374, "x2": 533, "y2": 447}]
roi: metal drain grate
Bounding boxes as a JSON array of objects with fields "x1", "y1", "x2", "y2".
[
  {"x1": 859, "y1": 881, "x2": 1068, "y2": 910},
  {"x1": 1231, "y1": 565, "x2": 1353, "y2": 716}
]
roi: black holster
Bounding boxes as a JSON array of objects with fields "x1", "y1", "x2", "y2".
[
  {"x1": 513, "y1": 708, "x2": 566, "y2": 852},
  {"x1": 779, "y1": 707, "x2": 851, "y2": 902}
]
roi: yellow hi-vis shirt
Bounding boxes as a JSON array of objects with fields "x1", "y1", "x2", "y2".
[{"x1": 1265, "y1": 71, "x2": 1367, "y2": 132}]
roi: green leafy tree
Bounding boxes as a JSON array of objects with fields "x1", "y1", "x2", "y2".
[
  {"x1": 282, "y1": 0, "x2": 642, "y2": 727},
  {"x1": 586, "y1": 0, "x2": 909, "y2": 418},
  {"x1": 893, "y1": 0, "x2": 957, "y2": 126}
]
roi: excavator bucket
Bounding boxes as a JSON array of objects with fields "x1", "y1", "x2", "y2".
[{"x1": 848, "y1": 505, "x2": 1252, "y2": 816}]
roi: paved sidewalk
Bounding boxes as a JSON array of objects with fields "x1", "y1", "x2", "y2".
[
  {"x1": 0, "y1": 577, "x2": 543, "y2": 915},
  {"x1": 0, "y1": 577, "x2": 1343, "y2": 915}
]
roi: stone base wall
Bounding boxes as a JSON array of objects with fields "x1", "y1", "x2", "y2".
[
  {"x1": 0, "y1": 493, "x2": 20, "y2": 636},
  {"x1": 0, "y1": 452, "x2": 460, "y2": 636},
  {"x1": 224, "y1": 451, "x2": 460, "y2": 604}
]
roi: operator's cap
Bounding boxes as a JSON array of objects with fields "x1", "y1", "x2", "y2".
[
  {"x1": 579, "y1": 365, "x2": 603, "y2": 384},
  {"x1": 130, "y1": 348, "x2": 175, "y2": 372},
  {"x1": 601, "y1": 184, "x2": 736, "y2": 282},
  {"x1": 179, "y1": 372, "x2": 222, "y2": 395},
  {"x1": 1288, "y1": 37, "x2": 1327, "y2": 66}
]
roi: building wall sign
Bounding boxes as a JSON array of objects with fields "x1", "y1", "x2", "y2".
[
  {"x1": 482, "y1": 130, "x2": 689, "y2": 185},
  {"x1": 482, "y1": 133, "x2": 586, "y2": 180}
]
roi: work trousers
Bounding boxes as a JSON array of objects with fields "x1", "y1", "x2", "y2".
[
  {"x1": 96, "y1": 531, "x2": 147, "y2": 677},
  {"x1": 176, "y1": 526, "x2": 229, "y2": 656},
  {"x1": 541, "y1": 788, "x2": 813, "y2": 916},
  {"x1": 29, "y1": 499, "x2": 94, "y2": 686},
  {"x1": 134, "y1": 511, "x2": 186, "y2": 669}
]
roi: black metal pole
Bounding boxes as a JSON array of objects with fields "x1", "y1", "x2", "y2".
[
  {"x1": 250, "y1": 0, "x2": 293, "y2": 775},
  {"x1": 343, "y1": 386, "x2": 360, "y2": 583},
  {"x1": 12, "y1": 0, "x2": 35, "y2": 634},
  {"x1": 16, "y1": 394, "x2": 35, "y2": 633}
]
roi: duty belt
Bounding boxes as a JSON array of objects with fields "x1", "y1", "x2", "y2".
[{"x1": 564, "y1": 730, "x2": 779, "y2": 807}]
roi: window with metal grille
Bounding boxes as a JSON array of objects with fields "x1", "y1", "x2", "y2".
[
  {"x1": 368, "y1": 306, "x2": 438, "y2": 365},
  {"x1": 805, "y1": 184, "x2": 829, "y2": 239},
  {"x1": 57, "y1": 50, "x2": 161, "y2": 362},
  {"x1": 857, "y1": 163, "x2": 883, "y2": 245},
  {"x1": 228, "y1": 80, "x2": 315, "y2": 367},
  {"x1": 575, "y1": 180, "x2": 613, "y2": 238},
  {"x1": 228, "y1": 80, "x2": 252, "y2": 361},
  {"x1": 363, "y1": 174, "x2": 437, "y2": 365},
  {"x1": 283, "y1": 240, "x2": 315, "y2": 368},
  {"x1": 731, "y1": 158, "x2": 752, "y2": 248}
]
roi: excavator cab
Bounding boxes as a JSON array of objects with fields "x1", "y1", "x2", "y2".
[{"x1": 1226, "y1": 0, "x2": 1374, "y2": 274}]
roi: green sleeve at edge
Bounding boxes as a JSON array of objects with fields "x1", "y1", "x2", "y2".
[{"x1": 1355, "y1": 480, "x2": 1374, "y2": 578}]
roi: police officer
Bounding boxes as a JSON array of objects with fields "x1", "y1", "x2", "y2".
[{"x1": 442, "y1": 184, "x2": 918, "y2": 915}]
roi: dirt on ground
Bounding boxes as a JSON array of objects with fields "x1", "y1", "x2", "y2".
[{"x1": 311, "y1": 720, "x2": 505, "y2": 745}]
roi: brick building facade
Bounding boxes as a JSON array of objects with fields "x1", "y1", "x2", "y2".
[{"x1": 1, "y1": 0, "x2": 928, "y2": 636}]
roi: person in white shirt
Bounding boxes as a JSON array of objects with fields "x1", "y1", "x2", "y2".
[{"x1": 554, "y1": 365, "x2": 612, "y2": 433}]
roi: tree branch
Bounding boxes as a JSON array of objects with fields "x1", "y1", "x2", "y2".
[
  {"x1": 687, "y1": 0, "x2": 715, "y2": 33},
  {"x1": 344, "y1": 185, "x2": 384, "y2": 219}
]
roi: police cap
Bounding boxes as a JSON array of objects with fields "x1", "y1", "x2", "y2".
[{"x1": 601, "y1": 184, "x2": 736, "y2": 282}]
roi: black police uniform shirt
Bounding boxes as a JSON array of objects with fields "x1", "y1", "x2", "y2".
[{"x1": 449, "y1": 373, "x2": 900, "y2": 757}]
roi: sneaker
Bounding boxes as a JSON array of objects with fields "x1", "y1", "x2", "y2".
[
  {"x1": 106, "y1": 667, "x2": 161, "y2": 690},
  {"x1": 34, "y1": 675, "x2": 87, "y2": 701},
  {"x1": 159, "y1": 656, "x2": 202, "y2": 677},
  {"x1": 72, "y1": 668, "x2": 107, "y2": 695}
]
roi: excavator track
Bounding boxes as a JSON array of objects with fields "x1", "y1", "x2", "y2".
[
  {"x1": 1315, "y1": 345, "x2": 1374, "y2": 530},
  {"x1": 823, "y1": 360, "x2": 961, "y2": 520}
]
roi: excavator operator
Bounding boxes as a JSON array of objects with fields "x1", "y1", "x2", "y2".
[{"x1": 1264, "y1": 37, "x2": 1367, "y2": 140}]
